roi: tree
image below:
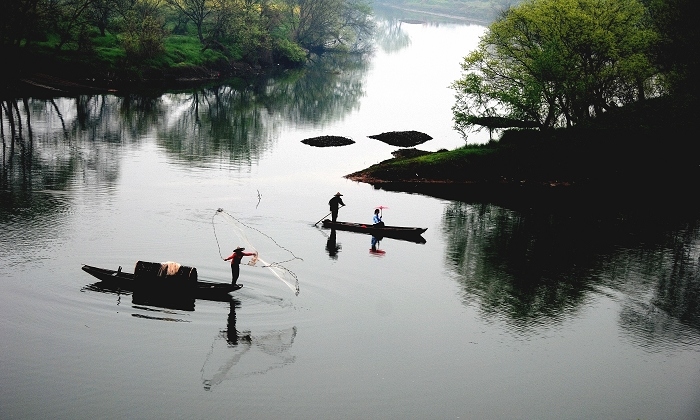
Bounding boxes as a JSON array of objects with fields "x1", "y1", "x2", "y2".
[
  {"x1": 50, "y1": 0, "x2": 96, "y2": 51},
  {"x1": 86, "y1": 0, "x2": 118, "y2": 36},
  {"x1": 120, "y1": 0, "x2": 167, "y2": 59},
  {"x1": 643, "y1": 0, "x2": 698, "y2": 97},
  {"x1": 165, "y1": 0, "x2": 212, "y2": 43},
  {"x1": 284, "y1": 0, "x2": 373, "y2": 53},
  {"x1": 451, "y1": 0, "x2": 658, "y2": 135},
  {"x1": 1, "y1": 0, "x2": 48, "y2": 51},
  {"x1": 220, "y1": 0, "x2": 274, "y2": 63}
]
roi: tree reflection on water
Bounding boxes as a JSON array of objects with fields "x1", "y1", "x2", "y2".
[
  {"x1": 1, "y1": 50, "x2": 370, "y2": 208},
  {"x1": 441, "y1": 200, "x2": 700, "y2": 343}
]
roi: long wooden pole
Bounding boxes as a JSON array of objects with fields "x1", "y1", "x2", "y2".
[
  {"x1": 314, "y1": 212, "x2": 332, "y2": 226},
  {"x1": 314, "y1": 205, "x2": 344, "y2": 226}
]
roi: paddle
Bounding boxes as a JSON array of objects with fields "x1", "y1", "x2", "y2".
[
  {"x1": 313, "y1": 205, "x2": 344, "y2": 226},
  {"x1": 313, "y1": 212, "x2": 332, "y2": 226}
]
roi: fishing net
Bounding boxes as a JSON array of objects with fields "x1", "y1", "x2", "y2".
[
  {"x1": 201, "y1": 325, "x2": 297, "y2": 390},
  {"x1": 159, "y1": 261, "x2": 182, "y2": 276},
  {"x1": 212, "y1": 208, "x2": 301, "y2": 295}
]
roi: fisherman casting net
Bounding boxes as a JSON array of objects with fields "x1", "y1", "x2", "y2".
[{"x1": 212, "y1": 208, "x2": 301, "y2": 295}]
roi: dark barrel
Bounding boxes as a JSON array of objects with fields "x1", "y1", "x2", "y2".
[{"x1": 133, "y1": 261, "x2": 198, "y2": 286}]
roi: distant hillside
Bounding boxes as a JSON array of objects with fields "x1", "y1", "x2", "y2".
[{"x1": 375, "y1": 0, "x2": 520, "y2": 23}]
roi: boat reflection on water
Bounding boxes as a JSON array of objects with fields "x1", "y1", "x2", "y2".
[
  {"x1": 319, "y1": 225, "x2": 418, "y2": 260},
  {"x1": 82, "y1": 279, "x2": 298, "y2": 389},
  {"x1": 83, "y1": 277, "x2": 198, "y2": 312}
]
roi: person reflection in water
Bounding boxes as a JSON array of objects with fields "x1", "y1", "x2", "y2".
[
  {"x1": 326, "y1": 229, "x2": 341, "y2": 259},
  {"x1": 203, "y1": 300, "x2": 252, "y2": 391},
  {"x1": 225, "y1": 300, "x2": 251, "y2": 347},
  {"x1": 370, "y1": 236, "x2": 386, "y2": 255},
  {"x1": 371, "y1": 236, "x2": 380, "y2": 252},
  {"x1": 224, "y1": 246, "x2": 257, "y2": 285}
]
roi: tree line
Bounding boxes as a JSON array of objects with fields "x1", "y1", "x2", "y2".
[
  {"x1": 1, "y1": 0, "x2": 374, "y2": 75},
  {"x1": 451, "y1": 0, "x2": 697, "y2": 134}
]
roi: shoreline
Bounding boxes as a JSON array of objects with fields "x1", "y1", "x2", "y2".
[{"x1": 3, "y1": 59, "x2": 283, "y2": 99}]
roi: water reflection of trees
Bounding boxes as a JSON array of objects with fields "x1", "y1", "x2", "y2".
[
  {"x1": 2, "y1": 48, "x2": 371, "y2": 181},
  {"x1": 263, "y1": 52, "x2": 370, "y2": 126},
  {"x1": 1, "y1": 97, "x2": 122, "y2": 213},
  {"x1": 442, "y1": 201, "x2": 700, "y2": 340},
  {"x1": 157, "y1": 53, "x2": 369, "y2": 161},
  {"x1": 373, "y1": 17, "x2": 412, "y2": 54},
  {"x1": 372, "y1": 8, "x2": 468, "y2": 55}
]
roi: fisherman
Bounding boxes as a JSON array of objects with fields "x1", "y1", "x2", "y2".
[
  {"x1": 328, "y1": 192, "x2": 345, "y2": 223},
  {"x1": 224, "y1": 247, "x2": 257, "y2": 285}
]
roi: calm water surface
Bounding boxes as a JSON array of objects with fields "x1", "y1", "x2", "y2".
[{"x1": 2, "y1": 12, "x2": 700, "y2": 420}]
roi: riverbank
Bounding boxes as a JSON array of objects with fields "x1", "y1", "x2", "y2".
[
  {"x1": 2, "y1": 53, "x2": 281, "y2": 99},
  {"x1": 346, "y1": 95, "x2": 699, "y2": 199}
]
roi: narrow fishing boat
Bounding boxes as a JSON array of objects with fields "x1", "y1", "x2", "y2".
[
  {"x1": 321, "y1": 219, "x2": 427, "y2": 243},
  {"x1": 82, "y1": 261, "x2": 242, "y2": 303}
]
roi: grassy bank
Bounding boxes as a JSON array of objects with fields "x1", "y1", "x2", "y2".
[
  {"x1": 3, "y1": 29, "x2": 300, "y2": 98},
  {"x1": 346, "y1": 95, "x2": 699, "y2": 197}
]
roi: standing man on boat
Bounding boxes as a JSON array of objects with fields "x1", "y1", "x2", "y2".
[
  {"x1": 224, "y1": 247, "x2": 257, "y2": 286},
  {"x1": 328, "y1": 192, "x2": 345, "y2": 223}
]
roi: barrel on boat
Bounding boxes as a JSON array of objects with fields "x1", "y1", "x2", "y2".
[
  {"x1": 133, "y1": 261, "x2": 198, "y2": 286},
  {"x1": 132, "y1": 261, "x2": 197, "y2": 310}
]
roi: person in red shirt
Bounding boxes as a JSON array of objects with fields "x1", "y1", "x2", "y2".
[{"x1": 224, "y1": 247, "x2": 257, "y2": 285}]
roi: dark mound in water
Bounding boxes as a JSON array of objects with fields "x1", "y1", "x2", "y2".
[
  {"x1": 368, "y1": 131, "x2": 433, "y2": 147},
  {"x1": 301, "y1": 136, "x2": 355, "y2": 147}
]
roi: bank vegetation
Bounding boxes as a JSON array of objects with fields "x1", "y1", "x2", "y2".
[
  {"x1": 1, "y1": 0, "x2": 374, "y2": 95},
  {"x1": 349, "y1": 0, "x2": 698, "y2": 195}
]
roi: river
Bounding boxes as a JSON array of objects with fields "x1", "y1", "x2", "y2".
[{"x1": 1, "y1": 9, "x2": 699, "y2": 420}]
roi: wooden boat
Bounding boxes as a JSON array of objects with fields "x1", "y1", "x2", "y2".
[
  {"x1": 321, "y1": 219, "x2": 427, "y2": 243},
  {"x1": 81, "y1": 263, "x2": 241, "y2": 303}
]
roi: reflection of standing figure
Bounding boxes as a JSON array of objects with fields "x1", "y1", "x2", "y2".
[
  {"x1": 203, "y1": 300, "x2": 252, "y2": 391},
  {"x1": 370, "y1": 236, "x2": 386, "y2": 255},
  {"x1": 326, "y1": 229, "x2": 341, "y2": 259},
  {"x1": 224, "y1": 247, "x2": 257, "y2": 285},
  {"x1": 225, "y1": 300, "x2": 251, "y2": 347},
  {"x1": 328, "y1": 192, "x2": 345, "y2": 222}
]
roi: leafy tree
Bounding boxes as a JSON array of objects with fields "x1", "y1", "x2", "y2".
[
  {"x1": 164, "y1": 0, "x2": 212, "y2": 43},
  {"x1": 284, "y1": 0, "x2": 373, "y2": 53},
  {"x1": 120, "y1": 1, "x2": 167, "y2": 59},
  {"x1": 1, "y1": 0, "x2": 373, "y2": 83},
  {"x1": 451, "y1": 0, "x2": 658, "y2": 135},
  {"x1": 643, "y1": 0, "x2": 698, "y2": 97},
  {"x1": 86, "y1": 0, "x2": 116, "y2": 36},
  {"x1": 164, "y1": 0, "x2": 274, "y2": 62},
  {"x1": 1, "y1": 0, "x2": 49, "y2": 51},
  {"x1": 221, "y1": 0, "x2": 273, "y2": 62},
  {"x1": 50, "y1": 0, "x2": 96, "y2": 51}
]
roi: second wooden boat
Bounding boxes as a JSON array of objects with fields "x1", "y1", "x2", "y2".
[{"x1": 321, "y1": 219, "x2": 427, "y2": 243}]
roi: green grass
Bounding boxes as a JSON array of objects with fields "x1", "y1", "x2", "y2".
[
  {"x1": 162, "y1": 35, "x2": 239, "y2": 66},
  {"x1": 23, "y1": 30, "x2": 245, "y2": 80}
]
